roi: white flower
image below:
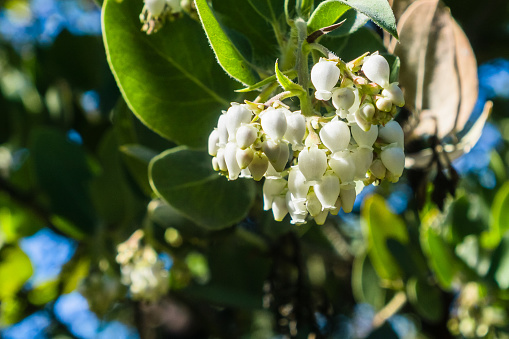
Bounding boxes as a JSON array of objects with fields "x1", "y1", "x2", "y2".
[
  {"x1": 286, "y1": 192, "x2": 308, "y2": 224},
  {"x1": 166, "y1": 0, "x2": 181, "y2": 13},
  {"x1": 262, "y1": 138, "x2": 282, "y2": 163},
  {"x1": 311, "y1": 59, "x2": 340, "y2": 101},
  {"x1": 236, "y1": 147, "x2": 254, "y2": 169},
  {"x1": 306, "y1": 191, "x2": 322, "y2": 217},
  {"x1": 319, "y1": 119, "x2": 350, "y2": 153},
  {"x1": 224, "y1": 142, "x2": 241, "y2": 180},
  {"x1": 362, "y1": 54, "x2": 390, "y2": 88},
  {"x1": 314, "y1": 171, "x2": 340, "y2": 209},
  {"x1": 329, "y1": 198, "x2": 342, "y2": 215},
  {"x1": 284, "y1": 110, "x2": 306, "y2": 149},
  {"x1": 288, "y1": 166, "x2": 311, "y2": 199},
  {"x1": 236, "y1": 124, "x2": 258, "y2": 149},
  {"x1": 381, "y1": 145, "x2": 405, "y2": 177},
  {"x1": 248, "y1": 152, "x2": 269, "y2": 181},
  {"x1": 297, "y1": 146, "x2": 327, "y2": 184},
  {"x1": 226, "y1": 104, "x2": 252, "y2": 138},
  {"x1": 272, "y1": 195, "x2": 288, "y2": 221},
  {"x1": 382, "y1": 83, "x2": 405, "y2": 107},
  {"x1": 379, "y1": 120, "x2": 404, "y2": 148},
  {"x1": 215, "y1": 148, "x2": 227, "y2": 171},
  {"x1": 339, "y1": 187, "x2": 356, "y2": 213},
  {"x1": 376, "y1": 97, "x2": 393, "y2": 112},
  {"x1": 263, "y1": 178, "x2": 287, "y2": 210},
  {"x1": 260, "y1": 107, "x2": 287, "y2": 141},
  {"x1": 370, "y1": 159, "x2": 386, "y2": 179},
  {"x1": 351, "y1": 124, "x2": 378, "y2": 148},
  {"x1": 217, "y1": 114, "x2": 228, "y2": 146},
  {"x1": 314, "y1": 209, "x2": 329, "y2": 225},
  {"x1": 351, "y1": 147, "x2": 373, "y2": 180},
  {"x1": 331, "y1": 87, "x2": 355, "y2": 111},
  {"x1": 328, "y1": 151, "x2": 356, "y2": 184},
  {"x1": 208, "y1": 129, "x2": 219, "y2": 156},
  {"x1": 145, "y1": 0, "x2": 166, "y2": 16},
  {"x1": 273, "y1": 141, "x2": 290, "y2": 172}
]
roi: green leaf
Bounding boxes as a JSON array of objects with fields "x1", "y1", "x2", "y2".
[
  {"x1": 247, "y1": 0, "x2": 285, "y2": 23},
  {"x1": 195, "y1": 0, "x2": 259, "y2": 85},
  {"x1": 325, "y1": 9, "x2": 369, "y2": 38},
  {"x1": 482, "y1": 181, "x2": 509, "y2": 249},
  {"x1": 486, "y1": 234, "x2": 509, "y2": 289},
  {"x1": 149, "y1": 147, "x2": 255, "y2": 229},
  {"x1": 275, "y1": 60, "x2": 305, "y2": 96},
  {"x1": 301, "y1": 0, "x2": 315, "y2": 18},
  {"x1": 322, "y1": 27, "x2": 386, "y2": 62},
  {"x1": 0, "y1": 246, "x2": 33, "y2": 300},
  {"x1": 352, "y1": 252, "x2": 386, "y2": 310},
  {"x1": 406, "y1": 277, "x2": 444, "y2": 323},
  {"x1": 119, "y1": 144, "x2": 158, "y2": 196},
  {"x1": 361, "y1": 194, "x2": 408, "y2": 281},
  {"x1": 236, "y1": 70, "x2": 297, "y2": 93},
  {"x1": 103, "y1": 0, "x2": 238, "y2": 148},
  {"x1": 30, "y1": 128, "x2": 96, "y2": 237},
  {"x1": 307, "y1": 0, "x2": 350, "y2": 34}
]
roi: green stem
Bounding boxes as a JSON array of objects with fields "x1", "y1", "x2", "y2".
[
  {"x1": 295, "y1": 18, "x2": 313, "y2": 117},
  {"x1": 255, "y1": 81, "x2": 280, "y2": 103},
  {"x1": 306, "y1": 42, "x2": 333, "y2": 58}
]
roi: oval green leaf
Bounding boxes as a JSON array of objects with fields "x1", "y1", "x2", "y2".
[
  {"x1": 307, "y1": 0, "x2": 350, "y2": 34},
  {"x1": 149, "y1": 147, "x2": 256, "y2": 229}
]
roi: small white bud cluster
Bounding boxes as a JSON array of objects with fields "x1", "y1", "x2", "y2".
[
  {"x1": 116, "y1": 230, "x2": 169, "y2": 302},
  {"x1": 140, "y1": 0, "x2": 182, "y2": 34},
  {"x1": 208, "y1": 53, "x2": 405, "y2": 225}
]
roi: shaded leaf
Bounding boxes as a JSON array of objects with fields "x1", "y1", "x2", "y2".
[
  {"x1": 119, "y1": 144, "x2": 158, "y2": 196},
  {"x1": 352, "y1": 252, "x2": 386, "y2": 310},
  {"x1": 323, "y1": 27, "x2": 386, "y2": 62},
  {"x1": 481, "y1": 181, "x2": 509, "y2": 249},
  {"x1": 406, "y1": 277, "x2": 444, "y2": 323},
  {"x1": 486, "y1": 234, "x2": 509, "y2": 289}
]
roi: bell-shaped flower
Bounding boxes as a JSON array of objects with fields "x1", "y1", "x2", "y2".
[
  {"x1": 328, "y1": 151, "x2": 356, "y2": 183},
  {"x1": 166, "y1": 0, "x2": 181, "y2": 12},
  {"x1": 288, "y1": 166, "x2": 311, "y2": 199},
  {"x1": 272, "y1": 195, "x2": 288, "y2": 221},
  {"x1": 329, "y1": 198, "x2": 342, "y2": 215},
  {"x1": 260, "y1": 107, "x2": 287, "y2": 141},
  {"x1": 354, "y1": 109, "x2": 371, "y2": 132},
  {"x1": 314, "y1": 209, "x2": 329, "y2": 225},
  {"x1": 217, "y1": 114, "x2": 229, "y2": 146},
  {"x1": 226, "y1": 104, "x2": 252, "y2": 138},
  {"x1": 376, "y1": 97, "x2": 393, "y2": 112},
  {"x1": 306, "y1": 191, "x2": 322, "y2": 217},
  {"x1": 263, "y1": 178, "x2": 287, "y2": 210},
  {"x1": 215, "y1": 148, "x2": 227, "y2": 172},
  {"x1": 332, "y1": 87, "x2": 355, "y2": 111},
  {"x1": 298, "y1": 146, "x2": 327, "y2": 184},
  {"x1": 339, "y1": 187, "x2": 356, "y2": 213},
  {"x1": 319, "y1": 119, "x2": 350, "y2": 153},
  {"x1": 224, "y1": 142, "x2": 241, "y2": 180},
  {"x1": 370, "y1": 159, "x2": 386, "y2": 179},
  {"x1": 236, "y1": 124, "x2": 258, "y2": 149},
  {"x1": 311, "y1": 59, "x2": 340, "y2": 101},
  {"x1": 265, "y1": 162, "x2": 283, "y2": 179},
  {"x1": 381, "y1": 145, "x2": 405, "y2": 177},
  {"x1": 382, "y1": 83, "x2": 405, "y2": 107},
  {"x1": 379, "y1": 120, "x2": 404, "y2": 148},
  {"x1": 284, "y1": 110, "x2": 306, "y2": 149},
  {"x1": 239, "y1": 168, "x2": 251, "y2": 179},
  {"x1": 273, "y1": 141, "x2": 290, "y2": 172},
  {"x1": 262, "y1": 139, "x2": 282, "y2": 163},
  {"x1": 352, "y1": 147, "x2": 373, "y2": 180},
  {"x1": 236, "y1": 147, "x2": 254, "y2": 169},
  {"x1": 362, "y1": 54, "x2": 390, "y2": 88},
  {"x1": 314, "y1": 171, "x2": 340, "y2": 209},
  {"x1": 248, "y1": 152, "x2": 269, "y2": 181},
  {"x1": 351, "y1": 123, "x2": 378, "y2": 148},
  {"x1": 145, "y1": 0, "x2": 166, "y2": 16},
  {"x1": 359, "y1": 103, "x2": 375, "y2": 121},
  {"x1": 286, "y1": 192, "x2": 308, "y2": 224},
  {"x1": 211, "y1": 157, "x2": 220, "y2": 171},
  {"x1": 208, "y1": 129, "x2": 220, "y2": 156}
]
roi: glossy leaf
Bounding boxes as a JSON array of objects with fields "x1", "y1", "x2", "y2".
[
  {"x1": 307, "y1": 0, "x2": 350, "y2": 34},
  {"x1": 149, "y1": 147, "x2": 255, "y2": 229},
  {"x1": 195, "y1": 0, "x2": 259, "y2": 85},
  {"x1": 103, "y1": 0, "x2": 238, "y2": 148},
  {"x1": 0, "y1": 246, "x2": 33, "y2": 300},
  {"x1": 406, "y1": 277, "x2": 444, "y2": 323},
  {"x1": 361, "y1": 194, "x2": 408, "y2": 281},
  {"x1": 486, "y1": 234, "x2": 509, "y2": 289},
  {"x1": 352, "y1": 252, "x2": 386, "y2": 310},
  {"x1": 275, "y1": 60, "x2": 305, "y2": 95},
  {"x1": 119, "y1": 144, "x2": 158, "y2": 196}
]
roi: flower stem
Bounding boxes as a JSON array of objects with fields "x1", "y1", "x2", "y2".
[{"x1": 295, "y1": 18, "x2": 313, "y2": 117}]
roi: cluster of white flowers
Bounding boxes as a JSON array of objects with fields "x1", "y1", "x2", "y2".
[
  {"x1": 116, "y1": 230, "x2": 169, "y2": 302},
  {"x1": 140, "y1": 0, "x2": 182, "y2": 34},
  {"x1": 208, "y1": 53, "x2": 405, "y2": 225}
]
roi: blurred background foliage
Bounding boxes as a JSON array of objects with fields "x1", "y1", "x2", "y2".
[{"x1": 0, "y1": 0, "x2": 508, "y2": 338}]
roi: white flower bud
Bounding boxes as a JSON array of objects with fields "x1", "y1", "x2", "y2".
[
  {"x1": 216, "y1": 148, "x2": 227, "y2": 171},
  {"x1": 314, "y1": 209, "x2": 329, "y2": 225},
  {"x1": 262, "y1": 139, "x2": 281, "y2": 163},
  {"x1": 354, "y1": 109, "x2": 371, "y2": 132},
  {"x1": 212, "y1": 157, "x2": 220, "y2": 171},
  {"x1": 370, "y1": 159, "x2": 386, "y2": 179},
  {"x1": 260, "y1": 107, "x2": 287, "y2": 141},
  {"x1": 286, "y1": 192, "x2": 308, "y2": 224},
  {"x1": 145, "y1": 0, "x2": 166, "y2": 16},
  {"x1": 217, "y1": 114, "x2": 228, "y2": 146},
  {"x1": 225, "y1": 142, "x2": 241, "y2": 180},
  {"x1": 382, "y1": 83, "x2": 405, "y2": 107},
  {"x1": 381, "y1": 145, "x2": 405, "y2": 177},
  {"x1": 362, "y1": 54, "x2": 390, "y2": 88},
  {"x1": 332, "y1": 87, "x2": 355, "y2": 111},
  {"x1": 319, "y1": 120, "x2": 350, "y2": 153},
  {"x1": 236, "y1": 124, "x2": 258, "y2": 149},
  {"x1": 288, "y1": 166, "x2": 311, "y2": 199},
  {"x1": 236, "y1": 147, "x2": 254, "y2": 169},
  {"x1": 226, "y1": 104, "x2": 252, "y2": 138},
  {"x1": 352, "y1": 147, "x2": 373, "y2": 179},
  {"x1": 273, "y1": 141, "x2": 290, "y2": 172},
  {"x1": 376, "y1": 97, "x2": 392, "y2": 112},
  {"x1": 306, "y1": 191, "x2": 322, "y2": 217},
  {"x1": 166, "y1": 0, "x2": 181, "y2": 12},
  {"x1": 298, "y1": 146, "x2": 327, "y2": 184},
  {"x1": 208, "y1": 129, "x2": 220, "y2": 156},
  {"x1": 311, "y1": 59, "x2": 340, "y2": 101},
  {"x1": 284, "y1": 110, "x2": 306, "y2": 149},
  {"x1": 329, "y1": 198, "x2": 342, "y2": 215},
  {"x1": 351, "y1": 124, "x2": 378, "y2": 148},
  {"x1": 272, "y1": 195, "x2": 288, "y2": 221},
  {"x1": 340, "y1": 187, "x2": 356, "y2": 213},
  {"x1": 328, "y1": 151, "x2": 356, "y2": 183},
  {"x1": 265, "y1": 162, "x2": 282, "y2": 179},
  {"x1": 379, "y1": 120, "x2": 404, "y2": 148},
  {"x1": 248, "y1": 153, "x2": 269, "y2": 181},
  {"x1": 313, "y1": 171, "x2": 340, "y2": 209},
  {"x1": 359, "y1": 103, "x2": 375, "y2": 121},
  {"x1": 263, "y1": 178, "x2": 287, "y2": 210},
  {"x1": 240, "y1": 168, "x2": 251, "y2": 178}
]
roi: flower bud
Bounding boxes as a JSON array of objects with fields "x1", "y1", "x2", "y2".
[
  {"x1": 216, "y1": 148, "x2": 227, "y2": 171},
  {"x1": 329, "y1": 198, "x2": 342, "y2": 215},
  {"x1": 272, "y1": 195, "x2": 288, "y2": 221},
  {"x1": 273, "y1": 141, "x2": 290, "y2": 172},
  {"x1": 359, "y1": 103, "x2": 375, "y2": 121},
  {"x1": 332, "y1": 87, "x2": 355, "y2": 110},
  {"x1": 166, "y1": 0, "x2": 181, "y2": 12},
  {"x1": 262, "y1": 139, "x2": 281, "y2": 163},
  {"x1": 145, "y1": 0, "x2": 166, "y2": 16},
  {"x1": 288, "y1": 166, "x2": 311, "y2": 199},
  {"x1": 328, "y1": 151, "x2": 356, "y2": 183},
  {"x1": 382, "y1": 83, "x2": 405, "y2": 107},
  {"x1": 376, "y1": 97, "x2": 392, "y2": 112},
  {"x1": 314, "y1": 210, "x2": 329, "y2": 225},
  {"x1": 354, "y1": 109, "x2": 371, "y2": 132},
  {"x1": 352, "y1": 147, "x2": 373, "y2": 179},
  {"x1": 217, "y1": 114, "x2": 228, "y2": 146},
  {"x1": 208, "y1": 129, "x2": 220, "y2": 156},
  {"x1": 284, "y1": 110, "x2": 306, "y2": 149},
  {"x1": 212, "y1": 157, "x2": 220, "y2": 171},
  {"x1": 306, "y1": 191, "x2": 322, "y2": 217},
  {"x1": 314, "y1": 171, "x2": 340, "y2": 209},
  {"x1": 298, "y1": 146, "x2": 327, "y2": 184},
  {"x1": 362, "y1": 54, "x2": 390, "y2": 88},
  {"x1": 311, "y1": 59, "x2": 340, "y2": 101},
  {"x1": 351, "y1": 124, "x2": 378, "y2": 147},
  {"x1": 248, "y1": 153, "x2": 269, "y2": 181},
  {"x1": 381, "y1": 146, "x2": 405, "y2": 177},
  {"x1": 340, "y1": 187, "x2": 356, "y2": 213},
  {"x1": 236, "y1": 147, "x2": 254, "y2": 169},
  {"x1": 260, "y1": 107, "x2": 287, "y2": 141},
  {"x1": 236, "y1": 124, "x2": 258, "y2": 149},
  {"x1": 379, "y1": 120, "x2": 404, "y2": 148},
  {"x1": 226, "y1": 104, "x2": 252, "y2": 138},
  {"x1": 225, "y1": 142, "x2": 241, "y2": 180},
  {"x1": 263, "y1": 178, "x2": 287, "y2": 210},
  {"x1": 370, "y1": 159, "x2": 386, "y2": 179},
  {"x1": 319, "y1": 120, "x2": 350, "y2": 153}
]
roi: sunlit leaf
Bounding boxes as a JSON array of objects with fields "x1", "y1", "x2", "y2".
[
  {"x1": 481, "y1": 181, "x2": 509, "y2": 249},
  {"x1": 486, "y1": 235, "x2": 509, "y2": 289},
  {"x1": 0, "y1": 246, "x2": 33, "y2": 300},
  {"x1": 307, "y1": 0, "x2": 350, "y2": 34}
]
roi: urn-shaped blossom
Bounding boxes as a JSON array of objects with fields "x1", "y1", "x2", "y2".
[
  {"x1": 352, "y1": 147, "x2": 373, "y2": 180},
  {"x1": 329, "y1": 151, "x2": 356, "y2": 184},
  {"x1": 215, "y1": 148, "x2": 227, "y2": 172},
  {"x1": 224, "y1": 142, "x2": 241, "y2": 180},
  {"x1": 311, "y1": 59, "x2": 340, "y2": 101},
  {"x1": 273, "y1": 141, "x2": 290, "y2": 172},
  {"x1": 306, "y1": 191, "x2": 322, "y2": 217},
  {"x1": 226, "y1": 104, "x2": 252, "y2": 138},
  {"x1": 260, "y1": 107, "x2": 287, "y2": 141},
  {"x1": 332, "y1": 87, "x2": 355, "y2": 111},
  {"x1": 339, "y1": 187, "x2": 356, "y2": 213},
  {"x1": 208, "y1": 129, "x2": 219, "y2": 156},
  {"x1": 298, "y1": 146, "x2": 328, "y2": 183},
  {"x1": 236, "y1": 148, "x2": 254, "y2": 169},
  {"x1": 263, "y1": 178, "x2": 287, "y2": 210},
  {"x1": 217, "y1": 114, "x2": 229, "y2": 146},
  {"x1": 381, "y1": 145, "x2": 405, "y2": 177},
  {"x1": 236, "y1": 124, "x2": 258, "y2": 149},
  {"x1": 262, "y1": 139, "x2": 282, "y2": 163},
  {"x1": 166, "y1": 0, "x2": 181, "y2": 12},
  {"x1": 319, "y1": 120, "x2": 350, "y2": 153},
  {"x1": 370, "y1": 159, "x2": 387, "y2": 179},
  {"x1": 362, "y1": 54, "x2": 390, "y2": 88},
  {"x1": 382, "y1": 83, "x2": 405, "y2": 107},
  {"x1": 248, "y1": 153, "x2": 269, "y2": 181},
  {"x1": 145, "y1": 0, "x2": 166, "y2": 16},
  {"x1": 272, "y1": 196, "x2": 288, "y2": 221},
  {"x1": 379, "y1": 120, "x2": 404, "y2": 148},
  {"x1": 288, "y1": 166, "x2": 311, "y2": 199},
  {"x1": 284, "y1": 110, "x2": 306, "y2": 148},
  {"x1": 351, "y1": 124, "x2": 378, "y2": 148},
  {"x1": 314, "y1": 171, "x2": 340, "y2": 209},
  {"x1": 286, "y1": 192, "x2": 308, "y2": 224}
]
